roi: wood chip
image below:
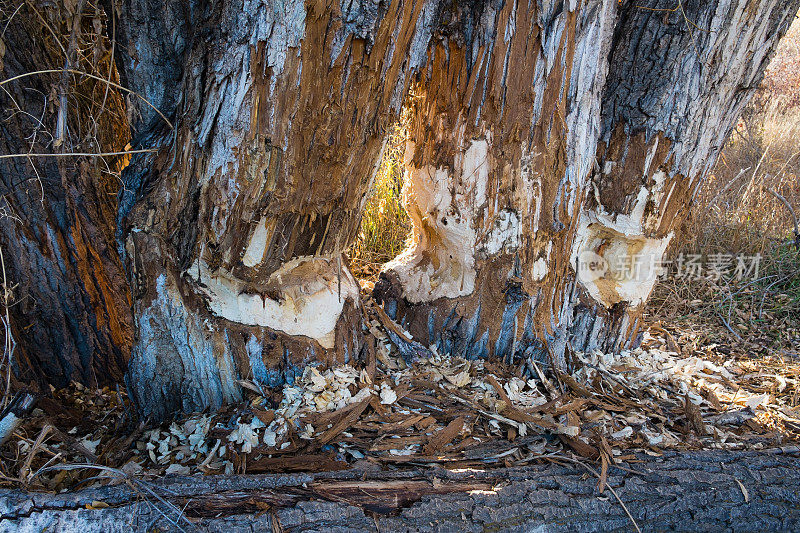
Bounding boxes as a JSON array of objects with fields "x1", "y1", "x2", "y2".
[
  {"x1": 316, "y1": 399, "x2": 371, "y2": 447},
  {"x1": 486, "y1": 374, "x2": 512, "y2": 406},
  {"x1": 558, "y1": 435, "x2": 600, "y2": 459},
  {"x1": 379, "y1": 415, "x2": 425, "y2": 435},
  {"x1": 684, "y1": 394, "x2": 708, "y2": 436},
  {"x1": 422, "y1": 416, "x2": 464, "y2": 455}
]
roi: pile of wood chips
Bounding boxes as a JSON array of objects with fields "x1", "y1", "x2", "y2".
[{"x1": 2, "y1": 304, "x2": 799, "y2": 493}]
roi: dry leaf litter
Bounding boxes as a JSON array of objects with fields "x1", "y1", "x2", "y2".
[{"x1": 2, "y1": 305, "x2": 799, "y2": 492}]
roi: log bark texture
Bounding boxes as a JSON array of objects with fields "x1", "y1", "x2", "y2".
[{"x1": 2, "y1": 450, "x2": 800, "y2": 531}]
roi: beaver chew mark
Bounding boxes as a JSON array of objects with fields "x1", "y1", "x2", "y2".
[
  {"x1": 382, "y1": 138, "x2": 491, "y2": 303},
  {"x1": 187, "y1": 256, "x2": 360, "y2": 348},
  {"x1": 572, "y1": 222, "x2": 671, "y2": 308}
]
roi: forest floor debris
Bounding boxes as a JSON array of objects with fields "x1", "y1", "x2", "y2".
[{"x1": 1, "y1": 303, "x2": 799, "y2": 493}]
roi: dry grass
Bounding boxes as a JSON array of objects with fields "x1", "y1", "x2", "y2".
[
  {"x1": 348, "y1": 115, "x2": 412, "y2": 284},
  {"x1": 648, "y1": 18, "x2": 800, "y2": 358}
]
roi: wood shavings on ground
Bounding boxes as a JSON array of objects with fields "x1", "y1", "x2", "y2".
[{"x1": 1, "y1": 309, "x2": 799, "y2": 492}]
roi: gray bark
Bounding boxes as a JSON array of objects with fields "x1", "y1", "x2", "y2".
[
  {"x1": 0, "y1": 0, "x2": 797, "y2": 421},
  {"x1": 2, "y1": 450, "x2": 800, "y2": 531}
]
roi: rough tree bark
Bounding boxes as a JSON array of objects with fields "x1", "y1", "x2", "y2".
[
  {"x1": 2, "y1": 450, "x2": 800, "y2": 531},
  {"x1": 0, "y1": 3, "x2": 132, "y2": 388},
  {"x1": 1, "y1": 1, "x2": 796, "y2": 419},
  {"x1": 106, "y1": 0, "x2": 798, "y2": 420}
]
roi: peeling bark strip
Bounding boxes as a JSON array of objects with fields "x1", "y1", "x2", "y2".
[
  {"x1": 2, "y1": 450, "x2": 800, "y2": 531},
  {"x1": 104, "y1": 0, "x2": 799, "y2": 420}
]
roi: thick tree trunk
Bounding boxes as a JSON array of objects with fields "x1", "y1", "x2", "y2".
[
  {"x1": 565, "y1": 0, "x2": 799, "y2": 356},
  {"x1": 2, "y1": 450, "x2": 800, "y2": 531},
  {"x1": 376, "y1": 0, "x2": 800, "y2": 372},
  {"x1": 2, "y1": 0, "x2": 795, "y2": 419},
  {"x1": 0, "y1": 4, "x2": 132, "y2": 388},
  {"x1": 111, "y1": 0, "x2": 442, "y2": 420},
  {"x1": 107, "y1": 0, "x2": 799, "y2": 420}
]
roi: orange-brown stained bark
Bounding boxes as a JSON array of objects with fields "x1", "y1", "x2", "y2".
[
  {"x1": 107, "y1": 0, "x2": 800, "y2": 421},
  {"x1": 0, "y1": 4, "x2": 133, "y2": 388}
]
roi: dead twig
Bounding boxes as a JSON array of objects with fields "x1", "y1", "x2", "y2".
[
  {"x1": 54, "y1": 0, "x2": 86, "y2": 148},
  {"x1": 0, "y1": 148, "x2": 159, "y2": 160},
  {"x1": 0, "y1": 69, "x2": 174, "y2": 130},
  {"x1": 766, "y1": 188, "x2": 800, "y2": 247}
]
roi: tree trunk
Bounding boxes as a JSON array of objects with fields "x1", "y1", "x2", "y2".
[
  {"x1": 2, "y1": 449, "x2": 800, "y2": 531},
  {"x1": 375, "y1": 0, "x2": 617, "y2": 371},
  {"x1": 0, "y1": 3, "x2": 132, "y2": 389},
  {"x1": 565, "y1": 0, "x2": 798, "y2": 356},
  {"x1": 105, "y1": 0, "x2": 799, "y2": 420},
  {"x1": 1, "y1": 1, "x2": 795, "y2": 418},
  {"x1": 375, "y1": 0, "x2": 800, "y2": 372},
  {"x1": 110, "y1": 0, "x2": 444, "y2": 420}
]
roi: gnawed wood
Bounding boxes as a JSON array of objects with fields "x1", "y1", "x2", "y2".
[
  {"x1": 376, "y1": 0, "x2": 800, "y2": 377},
  {"x1": 1, "y1": 0, "x2": 797, "y2": 424},
  {"x1": 111, "y1": 0, "x2": 444, "y2": 420}
]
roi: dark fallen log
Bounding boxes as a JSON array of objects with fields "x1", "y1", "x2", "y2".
[{"x1": 1, "y1": 449, "x2": 799, "y2": 532}]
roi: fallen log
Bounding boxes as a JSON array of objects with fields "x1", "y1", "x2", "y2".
[{"x1": 2, "y1": 449, "x2": 799, "y2": 532}]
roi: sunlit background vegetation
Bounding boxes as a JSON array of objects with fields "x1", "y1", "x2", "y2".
[{"x1": 347, "y1": 113, "x2": 412, "y2": 286}]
